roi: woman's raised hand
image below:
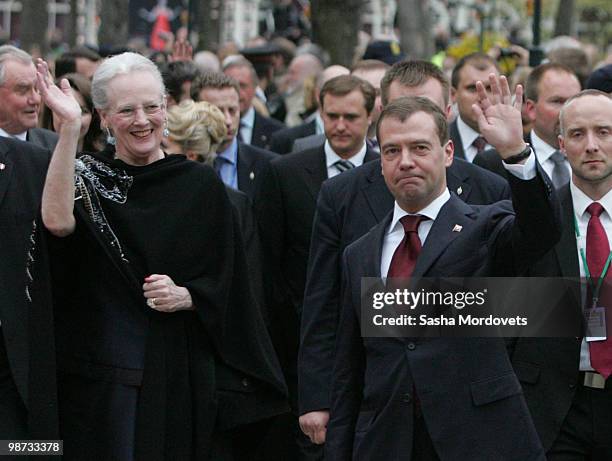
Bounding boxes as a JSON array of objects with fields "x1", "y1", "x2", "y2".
[{"x1": 35, "y1": 59, "x2": 82, "y2": 128}]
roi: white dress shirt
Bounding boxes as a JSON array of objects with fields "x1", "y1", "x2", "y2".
[
  {"x1": 240, "y1": 106, "x2": 255, "y2": 145},
  {"x1": 380, "y1": 153, "x2": 537, "y2": 278},
  {"x1": 324, "y1": 140, "x2": 367, "y2": 179},
  {"x1": 571, "y1": 182, "x2": 612, "y2": 370},
  {"x1": 456, "y1": 115, "x2": 492, "y2": 163},
  {"x1": 0, "y1": 128, "x2": 26, "y2": 141},
  {"x1": 531, "y1": 129, "x2": 571, "y2": 181}
]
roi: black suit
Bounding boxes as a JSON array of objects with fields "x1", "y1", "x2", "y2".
[
  {"x1": 250, "y1": 111, "x2": 285, "y2": 150},
  {"x1": 27, "y1": 128, "x2": 59, "y2": 151},
  {"x1": 237, "y1": 142, "x2": 278, "y2": 200},
  {"x1": 325, "y1": 169, "x2": 560, "y2": 460},
  {"x1": 268, "y1": 120, "x2": 317, "y2": 155},
  {"x1": 474, "y1": 133, "x2": 536, "y2": 179},
  {"x1": 255, "y1": 144, "x2": 378, "y2": 458},
  {"x1": 299, "y1": 158, "x2": 510, "y2": 414},
  {"x1": 510, "y1": 185, "x2": 599, "y2": 453},
  {"x1": 0, "y1": 138, "x2": 58, "y2": 440}
]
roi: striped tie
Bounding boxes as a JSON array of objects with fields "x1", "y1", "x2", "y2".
[{"x1": 334, "y1": 159, "x2": 355, "y2": 173}]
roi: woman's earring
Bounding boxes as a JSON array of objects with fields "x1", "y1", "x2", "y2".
[
  {"x1": 163, "y1": 120, "x2": 169, "y2": 137},
  {"x1": 105, "y1": 127, "x2": 116, "y2": 146}
]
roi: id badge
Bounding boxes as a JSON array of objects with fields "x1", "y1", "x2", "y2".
[{"x1": 585, "y1": 306, "x2": 607, "y2": 341}]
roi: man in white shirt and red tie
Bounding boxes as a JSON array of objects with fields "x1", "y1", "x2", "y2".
[
  {"x1": 325, "y1": 74, "x2": 560, "y2": 460},
  {"x1": 511, "y1": 89, "x2": 612, "y2": 460}
]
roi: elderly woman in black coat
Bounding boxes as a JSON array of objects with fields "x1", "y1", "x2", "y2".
[{"x1": 37, "y1": 53, "x2": 287, "y2": 461}]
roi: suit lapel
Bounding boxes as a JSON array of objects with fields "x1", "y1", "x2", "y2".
[
  {"x1": 0, "y1": 142, "x2": 13, "y2": 209},
  {"x1": 445, "y1": 162, "x2": 473, "y2": 201},
  {"x1": 362, "y1": 162, "x2": 393, "y2": 223},
  {"x1": 413, "y1": 195, "x2": 474, "y2": 277},
  {"x1": 303, "y1": 146, "x2": 328, "y2": 201},
  {"x1": 555, "y1": 186, "x2": 580, "y2": 278}
]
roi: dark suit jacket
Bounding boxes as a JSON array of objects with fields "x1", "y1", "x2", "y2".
[
  {"x1": 254, "y1": 144, "x2": 379, "y2": 404},
  {"x1": 474, "y1": 133, "x2": 536, "y2": 179},
  {"x1": 0, "y1": 138, "x2": 58, "y2": 438},
  {"x1": 298, "y1": 157, "x2": 511, "y2": 414},
  {"x1": 268, "y1": 119, "x2": 317, "y2": 155},
  {"x1": 449, "y1": 119, "x2": 466, "y2": 160},
  {"x1": 325, "y1": 171, "x2": 560, "y2": 461},
  {"x1": 510, "y1": 185, "x2": 585, "y2": 452},
  {"x1": 237, "y1": 142, "x2": 278, "y2": 200},
  {"x1": 27, "y1": 128, "x2": 59, "y2": 151},
  {"x1": 250, "y1": 111, "x2": 285, "y2": 150}
]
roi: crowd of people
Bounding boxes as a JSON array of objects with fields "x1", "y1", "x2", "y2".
[{"x1": 0, "y1": 26, "x2": 612, "y2": 461}]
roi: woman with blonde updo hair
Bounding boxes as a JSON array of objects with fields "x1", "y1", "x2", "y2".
[{"x1": 165, "y1": 100, "x2": 226, "y2": 164}]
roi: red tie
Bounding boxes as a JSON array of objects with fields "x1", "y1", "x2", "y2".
[
  {"x1": 586, "y1": 202, "x2": 612, "y2": 378},
  {"x1": 388, "y1": 215, "x2": 427, "y2": 278},
  {"x1": 472, "y1": 136, "x2": 487, "y2": 156}
]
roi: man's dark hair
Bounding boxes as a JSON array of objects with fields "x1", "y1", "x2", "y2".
[
  {"x1": 450, "y1": 52, "x2": 498, "y2": 89},
  {"x1": 525, "y1": 62, "x2": 578, "y2": 102},
  {"x1": 377, "y1": 96, "x2": 449, "y2": 146},
  {"x1": 190, "y1": 71, "x2": 240, "y2": 101},
  {"x1": 319, "y1": 75, "x2": 376, "y2": 114},
  {"x1": 380, "y1": 60, "x2": 450, "y2": 107},
  {"x1": 160, "y1": 61, "x2": 199, "y2": 104}
]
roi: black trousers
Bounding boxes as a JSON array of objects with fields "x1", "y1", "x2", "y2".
[{"x1": 547, "y1": 377, "x2": 612, "y2": 461}]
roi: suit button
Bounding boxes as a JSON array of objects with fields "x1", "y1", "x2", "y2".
[
  {"x1": 241, "y1": 378, "x2": 250, "y2": 388},
  {"x1": 407, "y1": 342, "x2": 416, "y2": 350},
  {"x1": 401, "y1": 392, "x2": 412, "y2": 403},
  {"x1": 569, "y1": 383, "x2": 576, "y2": 390}
]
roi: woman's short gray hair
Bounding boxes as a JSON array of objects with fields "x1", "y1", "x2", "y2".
[{"x1": 92, "y1": 52, "x2": 165, "y2": 109}]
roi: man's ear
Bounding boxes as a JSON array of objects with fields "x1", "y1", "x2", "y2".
[{"x1": 444, "y1": 139, "x2": 454, "y2": 167}]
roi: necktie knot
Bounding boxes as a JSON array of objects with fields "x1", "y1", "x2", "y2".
[
  {"x1": 472, "y1": 136, "x2": 487, "y2": 154},
  {"x1": 400, "y1": 215, "x2": 427, "y2": 234},
  {"x1": 334, "y1": 159, "x2": 355, "y2": 173},
  {"x1": 587, "y1": 202, "x2": 605, "y2": 218},
  {"x1": 550, "y1": 150, "x2": 566, "y2": 164}
]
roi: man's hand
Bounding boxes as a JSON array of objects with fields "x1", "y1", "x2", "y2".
[
  {"x1": 299, "y1": 410, "x2": 329, "y2": 445},
  {"x1": 472, "y1": 74, "x2": 526, "y2": 158}
]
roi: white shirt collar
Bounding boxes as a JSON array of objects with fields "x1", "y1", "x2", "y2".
[
  {"x1": 0, "y1": 127, "x2": 27, "y2": 141},
  {"x1": 456, "y1": 115, "x2": 482, "y2": 152},
  {"x1": 324, "y1": 139, "x2": 367, "y2": 169},
  {"x1": 571, "y1": 180, "x2": 612, "y2": 221},
  {"x1": 388, "y1": 189, "x2": 451, "y2": 235},
  {"x1": 530, "y1": 129, "x2": 557, "y2": 163},
  {"x1": 241, "y1": 106, "x2": 255, "y2": 129}
]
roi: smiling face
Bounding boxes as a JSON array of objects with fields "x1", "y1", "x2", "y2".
[
  {"x1": 99, "y1": 71, "x2": 166, "y2": 165},
  {"x1": 379, "y1": 111, "x2": 453, "y2": 213},
  {"x1": 0, "y1": 59, "x2": 41, "y2": 134},
  {"x1": 559, "y1": 94, "x2": 612, "y2": 199}
]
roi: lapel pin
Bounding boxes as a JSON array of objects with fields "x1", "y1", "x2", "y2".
[
  {"x1": 0, "y1": 163, "x2": 5, "y2": 170},
  {"x1": 456, "y1": 186, "x2": 463, "y2": 195},
  {"x1": 452, "y1": 224, "x2": 463, "y2": 232},
  {"x1": 249, "y1": 171, "x2": 255, "y2": 180}
]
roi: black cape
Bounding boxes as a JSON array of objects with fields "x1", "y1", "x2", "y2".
[{"x1": 51, "y1": 151, "x2": 287, "y2": 460}]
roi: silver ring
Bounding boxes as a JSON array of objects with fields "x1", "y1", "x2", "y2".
[{"x1": 147, "y1": 298, "x2": 156, "y2": 308}]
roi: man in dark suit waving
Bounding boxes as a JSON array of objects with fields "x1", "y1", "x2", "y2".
[
  {"x1": 255, "y1": 75, "x2": 379, "y2": 459},
  {"x1": 298, "y1": 60, "x2": 510, "y2": 447},
  {"x1": 326, "y1": 76, "x2": 558, "y2": 460}
]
